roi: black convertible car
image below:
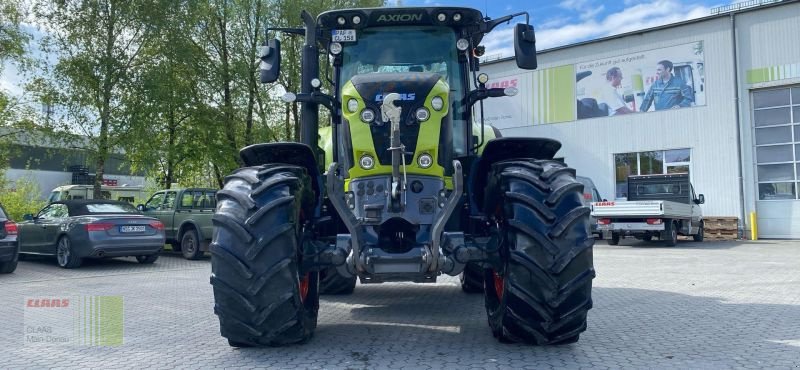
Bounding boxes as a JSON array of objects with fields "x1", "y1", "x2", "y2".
[{"x1": 17, "y1": 200, "x2": 166, "y2": 268}]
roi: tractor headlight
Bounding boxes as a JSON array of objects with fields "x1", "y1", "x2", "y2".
[
  {"x1": 456, "y1": 38, "x2": 469, "y2": 51},
  {"x1": 431, "y1": 96, "x2": 444, "y2": 111},
  {"x1": 359, "y1": 155, "x2": 375, "y2": 170},
  {"x1": 352, "y1": 15, "x2": 362, "y2": 25},
  {"x1": 337, "y1": 16, "x2": 346, "y2": 25},
  {"x1": 415, "y1": 107, "x2": 430, "y2": 122},
  {"x1": 360, "y1": 108, "x2": 375, "y2": 123},
  {"x1": 453, "y1": 13, "x2": 462, "y2": 22},
  {"x1": 417, "y1": 153, "x2": 433, "y2": 168},
  {"x1": 347, "y1": 98, "x2": 359, "y2": 113},
  {"x1": 329, "y1": 42, "x2": 343, "y2": 55},
  {"x1": 437, "y1": 13, "x2": 447, "y2": 22}
]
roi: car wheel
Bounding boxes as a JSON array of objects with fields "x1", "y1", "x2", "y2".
[
  {"x1": 136, "y1": 254, "x2": 159, "y2": 264},
  {"x1": 57, "y1": 236, "x2": 82, "y2": 269},
  {"x1": 665, "y1": 222, "x2": 678, "y2": 247},
  {"x1": 181, "y1": 229, "x2": 203, "y2": 260},
  {"x1": 693, "y1": 222, "x2": 704, "y2": 242},
  {"x1": 608, "y1": 232, "x2": 620, "y2": 245},
  {"x1": 0, "y1": 251, "x2": 18, "y2": 274}
]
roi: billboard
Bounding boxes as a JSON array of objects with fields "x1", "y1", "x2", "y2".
[
  {"x1": 477, "y1": 41, "x2": 706, "y2": 128},
  {"x1": 576, "y1": 41, "x2": 705, "y2": 119}
]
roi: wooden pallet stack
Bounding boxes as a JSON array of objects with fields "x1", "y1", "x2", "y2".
[{"x1": 703, "y1": 217, "x2": 739, "y2": 240}]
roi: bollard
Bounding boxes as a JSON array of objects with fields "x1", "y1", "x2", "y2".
[{"x1": 749, "y1": 211, "x2": 758, "y2": 240}]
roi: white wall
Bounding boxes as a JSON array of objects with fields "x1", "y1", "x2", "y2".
[
  {"x1": 480, "y1": 16, "x2": 741, "y2": 218},
  {"x1": 736, "y1": 2, "x2": 800, "y2": 238}
]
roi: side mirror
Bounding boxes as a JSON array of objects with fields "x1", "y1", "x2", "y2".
[
  {"x1": 23, "y1": 214, "x2": 34, "y2": 221},
  {"x1": 259, "y1": 39, "x2": 281, "y2": 83},
  {"x1": 698, "y1": 194, "x2": 705, "y2": 204},
  {"x1": 514, "y1": 23, "x2": 537, "y2": 70},
  {"x1": 137, "y1": 204, "x2": 146, "y2": 212}
]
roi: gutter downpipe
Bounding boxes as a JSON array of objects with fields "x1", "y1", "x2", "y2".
[{"x1": 731, "y1": 12, "x2": 748, "y2": 238}]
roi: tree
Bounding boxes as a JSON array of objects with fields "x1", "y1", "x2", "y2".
[{"x1": 33, "y1": 0, "x2": 158, "y2": 198}]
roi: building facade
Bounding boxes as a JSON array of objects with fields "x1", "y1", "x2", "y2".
[{"x1": 479, "y1": 1, "x2": 800, "y2": 238}]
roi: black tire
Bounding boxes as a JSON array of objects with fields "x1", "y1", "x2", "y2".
[
  {"x1": 181, "y1": 228, "x2": 204, "y2": 260},
  {"x1": 664, "y1": 221, "x2": 678, "y2": 246},
  {"x1": 136, "y1": 254, "x2": 159, "y2": 264},
  {"x1": 482, "y1": 159, "x2": 595, "y2": 345},
  {"x1": 56, "y1": 236, "x2": 82, "y2": 269},
  {"x1": 0, "y1": 251, "x2": 18, "y2": 274},
  {"x1": 693, "y1": 222, "x2": 704, "y2": 242},
  {"x1": 319, "y1": 267, "x2": 356, "y2": 295},
  {"x1": 460, "y1": 263, "x2": 484, "y2": 293},
  {"x1": 211, "y1": 164, "x2": 319, "y2": 347},
  {"x1": 608, "y1": 232, "x2": 620, "y2": 245}
]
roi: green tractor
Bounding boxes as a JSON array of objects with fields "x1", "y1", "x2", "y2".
[{"x1": 210, "y1": 6, "x2": 595, "y2": 347}]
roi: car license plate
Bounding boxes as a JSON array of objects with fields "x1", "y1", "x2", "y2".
[
  {"x1": 120, "y1": 226, "x2": 146, "y2": 233},
  {"x1": 331, "y1": 29, "x2": 356, "y2": 42}
]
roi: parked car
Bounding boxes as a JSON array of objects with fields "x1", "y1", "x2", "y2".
[
  {"x1": 591, "y1": 173, "x2": 704, "y2": 246},
  {"x1": 576, "y1": 175, "x2": 604, "y2": 238},
  {"x1": 0, "y1": 202, "x2": 19, "y2": 273},
  {"x1": 138, "y1": 188, "x2": 216, "y2": 260},
  {"x1": 17, "y1": 200, "x2": 165, "y2": 268},
  {"x1": 47, "y1": 184, "x2": 145, "y2": 203}
]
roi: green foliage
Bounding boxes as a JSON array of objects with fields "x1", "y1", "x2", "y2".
[{"x1": 0, "y1": 175, "x2": 47, "y2": 221}]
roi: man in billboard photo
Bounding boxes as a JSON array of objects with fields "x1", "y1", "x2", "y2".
[
  {"x1": 603, "y1": 67, "x2": 634, "y2": 116},
  {"x1": 640, "y1": 60, "x2": 694, "y2": 111}
]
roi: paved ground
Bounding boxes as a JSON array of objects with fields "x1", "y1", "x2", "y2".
[{"x1": 1, "y1": 239, "x2": 799, "y2": 369}]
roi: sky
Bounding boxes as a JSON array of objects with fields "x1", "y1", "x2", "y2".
[{"x1": 1, "y1": 0, "x2": 737, "y2": 100}]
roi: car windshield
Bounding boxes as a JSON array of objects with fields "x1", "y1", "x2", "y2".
[
  {"x1": 635, "y1": 183, "x2": 684, "y2": 195},
  {"x1": 81, "y1": 203, "x2": 140, "y2": 215},
  {"x1": 48, "y1": 191, "x2": 61, "y2": 203}
]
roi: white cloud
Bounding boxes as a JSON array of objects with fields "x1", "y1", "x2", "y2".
[{"x1": 481, "y1": 0, "x2": 712, "y2": 59}]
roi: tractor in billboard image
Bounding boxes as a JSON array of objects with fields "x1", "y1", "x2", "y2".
[{"x1": 210, "y1": 7, "x2": 594, "y2": 347}]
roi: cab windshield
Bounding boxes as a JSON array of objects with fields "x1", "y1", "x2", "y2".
[{"x1": 340, "y1": 27, "x2": 459, "y2": 85}]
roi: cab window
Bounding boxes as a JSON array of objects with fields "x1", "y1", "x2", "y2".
[
  {"x1": 145, "y1": 193, "x2": 165, "y2": 211},
  {"x1": 163, "y1": 191, "x2": 177, "y2": 210}
]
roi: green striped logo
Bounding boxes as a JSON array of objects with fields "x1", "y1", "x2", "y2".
[
  {"x1": 532, "y1": 65, "x2": 576, "y2": 124},
  {"x1": 25, "y1": 296, "x2": 123, "y2": 346},
  {"x1": 747, "y1": 63, "x2": 800, "y2": 84}
]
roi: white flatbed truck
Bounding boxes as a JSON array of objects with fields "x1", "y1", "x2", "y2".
[{"x1": 591, "y1": 174, "x2": 705, "y2": 246}]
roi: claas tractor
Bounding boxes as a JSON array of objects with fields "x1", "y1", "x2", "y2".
[{"x1": 210, "y1": 6, "x2": 594, "y2": 347}]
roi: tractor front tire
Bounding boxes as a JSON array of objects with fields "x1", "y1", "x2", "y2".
[
  {"x1": 460, "y1": 263, "x2": 484, "y2": 293},
  {"x1": 319, "y1": 267, "x2": 356, "y2": 295},
  {"x1": 483, "y1": 160, "x2": 595, "y2": 345},
  {"x1": 211, "y1": 164, "x2": 319, "y2": 347}
]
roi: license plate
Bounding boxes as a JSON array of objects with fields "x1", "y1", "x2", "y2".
[
  {"x1": 120, "y1": 226, "x2": 146, "y2": 233},
  {"x1": 331, "y1": 29, "x2": 356, "y2": 42}
]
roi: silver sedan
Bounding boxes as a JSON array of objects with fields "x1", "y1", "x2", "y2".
[{"x1": 17, "y1": 200, "x2": 166, "y2": 268}]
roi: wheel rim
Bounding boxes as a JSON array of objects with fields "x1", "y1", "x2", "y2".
[
  {"x1": 183, "y1": 234, "x2": 195, "y2": 253},
  {"x1": 492, "y1": 270, "x2": 504, "y2": 299},
  {"x1": 57, "y1": 239, "x2": 69, "y2": 266},
  {"x1": 299, "y1": 273, "x2": 310, "y2": 303}
]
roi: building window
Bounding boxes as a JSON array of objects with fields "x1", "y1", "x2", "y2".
[
  {"x1": 753, "y1": 86, "x2": 800, "y2": 200},
  {"x1": 614, "y1": 149, "x2": 691, "y2": 199}
]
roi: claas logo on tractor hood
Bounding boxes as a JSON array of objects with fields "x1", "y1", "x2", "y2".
[
  {"x1": 376, "y1": 13, "x2": 423, "y2": 23},
  {"x1": 375, "y1": 93, "x2": 415, "y2": 102}
]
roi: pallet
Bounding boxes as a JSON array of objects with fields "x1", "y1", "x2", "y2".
[{"x1": 702, "y1": 216, "x2": 739, "y2": 240}]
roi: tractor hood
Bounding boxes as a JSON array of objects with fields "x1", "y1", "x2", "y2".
[{"x1": 351, "y1": 72, "x2": 441, "y2": 117}]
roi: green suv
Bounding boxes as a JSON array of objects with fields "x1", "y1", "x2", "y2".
[{"x1": 138, "y1": 188, "x2": 216, "y2": 260}]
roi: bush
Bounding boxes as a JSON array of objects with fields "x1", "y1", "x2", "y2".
[{"x1": 0, "y1": 175, "x2": 46, "y2": 221}]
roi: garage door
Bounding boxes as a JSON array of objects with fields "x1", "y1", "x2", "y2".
[{"x1": 752, "y1": 86, "x2": 800, "y2": 238}]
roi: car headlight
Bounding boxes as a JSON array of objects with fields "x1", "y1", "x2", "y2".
[
  {"x1": 360, "y1": 108, "x2": 375, "y2": 123},
  {"x1": 347, "y1": 98, "x2": 359, "y2": 113},
  {"x1": 359, "y1": 155, "x2": 375, "y2": 170},
  {"x1": 417, "y1": 153, "x2": 433, "y2": 168},
  {"x1": 415, "y1": 107, "x2": 430, "y2": 122},
  {"x1": 431, "y1": 96, "x2": 444, "y2": 111}
]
